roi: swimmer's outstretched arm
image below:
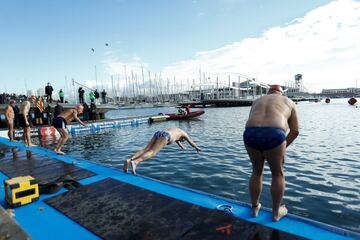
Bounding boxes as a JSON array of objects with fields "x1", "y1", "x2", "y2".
[
  {"x1": 184, "y1": 135, "x2": 202, "y2": 152},
  {"x1": 176, "y1": 141, "x2": 186, "y2": 150}
]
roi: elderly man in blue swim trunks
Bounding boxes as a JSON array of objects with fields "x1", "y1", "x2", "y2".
[
  {"x1": 243, "y1": 84, "x2": 299, "y2": 221},
  {"x1": 123, "y1": 127, "x2": 201, "y2": 174}
]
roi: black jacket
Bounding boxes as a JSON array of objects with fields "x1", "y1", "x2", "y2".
[
  {"x1": 54, "y1": 104, "x2": 64, "y2": 118},
  {"x1": 45, "y1": 85, "x2": 53, "y2": 95}
]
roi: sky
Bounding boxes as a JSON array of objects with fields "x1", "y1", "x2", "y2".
[{"x1": 0, "y1": 0, "x2": 359, "y2": 94}]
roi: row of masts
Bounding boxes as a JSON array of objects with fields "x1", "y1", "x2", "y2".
[{"x1": 62, "y1": 66, "x2": 306, "y2": 104}]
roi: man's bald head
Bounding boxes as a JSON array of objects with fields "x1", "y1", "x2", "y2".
[
  {"x1": 76, "y1": 104, "x2": 84, "y2": 114},
  {"x1": 268, "y1": 85, "x2": 284, "y2": 95}
]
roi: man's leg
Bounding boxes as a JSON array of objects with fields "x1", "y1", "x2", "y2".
[
  {"x1": 55, "y1": 128, "x2": 68, "y2": 154},
  {"x1": 264, "y1": 142, "x2": 287, "y2": 221},
  {"x1": 245, "y1": 144, "x2": 265, "y2": 217},
  {"x1": 130, "y1": 138, "x2": 167, "y2": 174},
  {"x1": 26, "y1": 127, "x2": 36, "y2": 147},
  {"x1": 123, "y1": 137, "x2": 156, "y2": 173},
  {"x1": 23, "y1": 127, "x2": 28, "y2": 146},
  {"x1": 7, "y1": 121, "x2": 14, "y2": 141}
]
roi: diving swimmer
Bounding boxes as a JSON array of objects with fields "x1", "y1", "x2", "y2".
[{"x1": 123, "y1": 127, "x2": 201, "y2": 174}]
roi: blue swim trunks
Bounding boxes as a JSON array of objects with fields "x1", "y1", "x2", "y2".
[
  {"x1": 153, "y1": 131, "x2": 171, "y2": 140},
  {"x1": 243, "y1": 127, "x2": 286, "y2": 151}
]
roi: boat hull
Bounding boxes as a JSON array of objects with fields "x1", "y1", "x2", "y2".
[{"x1": 166, "y1": 110, "x2": 205, "y2": 120}]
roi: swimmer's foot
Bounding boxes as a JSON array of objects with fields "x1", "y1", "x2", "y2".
[
  {"x1": 251, "y1": 203, "x2": 261, "y2": 217},
  {"x1": 123, "y1": 159, "x2": 130, "y2": 173},
  {"x1": 54, "y1": 149, "x2": 65, "y2": 155},
  {"x1": 130, "y1": 160, "x2": 137, "y2": 175},
  {"x1": 273, "y1": 205, "x2": 288, "y2": 222}
]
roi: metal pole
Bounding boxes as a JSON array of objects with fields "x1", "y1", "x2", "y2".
[
  {"x1": 228, "y1": 75, "x2": 231, "y2": 99},
  {"x1": 141, "y1": 66, "x2": 145, "y2": 97},
  {"x1": 72, "y1": 78, "x2": 76, "y2": 104},
  {"x1": 148, "y1": 71, "x2": 152, "y2": 99},
  {"x1": 131, "y1": 70, "x2": 135, "y2": 99},
  {"x1": 123, "y1": 65, "x2": 128, "y2": 99},
  {"x1": 94, "y1": 65, "x2": 98, "y2": 89}
]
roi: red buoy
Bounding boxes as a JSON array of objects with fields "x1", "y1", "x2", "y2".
[{"x1": 348, "y1": 97, "x2": 357, "y2": 105}]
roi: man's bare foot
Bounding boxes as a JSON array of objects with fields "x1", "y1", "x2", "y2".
[
  {"x1": 273, "y1": 205, "x2": 288, "y2": 222},
  {"x1": 54, "y1": 149, "x2": 65, "y2": 155},
  {"x1": 130, "y1": 160, "x2": 137, "y2": 175},
  {"x1": 28, "y1": 143, "x2": 38, "y2": 147},
  {"x1": 251, "y1": 203, "x2": 261, "y2": 217},
  {"x1": 123, "y1": 159, "x2": 130, "y2": 173}
]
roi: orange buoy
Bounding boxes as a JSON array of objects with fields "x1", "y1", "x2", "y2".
[{"x1": 348, "y1": 97, "x2": 357, "y2": 105}]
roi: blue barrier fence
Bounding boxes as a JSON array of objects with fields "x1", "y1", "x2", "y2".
[{"x1": 68, "y1": 118, "x2": 150, "y2": 135}]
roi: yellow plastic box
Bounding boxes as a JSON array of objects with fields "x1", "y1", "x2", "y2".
[{"x1": 4, "y1": 176, "x2": 39, "y2": 208}]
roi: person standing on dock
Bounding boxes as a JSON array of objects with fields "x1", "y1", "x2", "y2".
[
  {"x1": 35, "y1": 96, "x2": 44, "y2": 125},
  {"x1": 45, "y1": 104, "x2": 53, "y2": 126},
  {"x1": 243, "y1": 84, "x2": 299, "y2": 222},
  {"x1": 53, "y1": 104, "x2": 87, "y2": 155},
  {"x1": 78, "y1": 87, "x2": 85, "y2": 104},
  {"x1": 82, "y1": 102, "x2": 89, "y2": 122},
  {"x1": 101, "y1": 89, "x2": 107, "y2": 104},
  {"x1": 45, "y1": 82, "x2": 54, "y2": 103},
  {"x1": 89, "y1": 90, "x2": 95, "y2": 104},
  {"x1": 58, "y1": 89, "x2": 65, "y2": 103},
  {"x1": 94, "y1": 89, "x2": 100, "y2": 104},
  {"x1": 123, "y1": 127, "x2": 201, "y2": 174},
  {"x1": 19, "y1": 96, "x2": 37, "y2": 147},
  {"x1": 5, "y1": 100, "x2": 16, "y2": 141}
]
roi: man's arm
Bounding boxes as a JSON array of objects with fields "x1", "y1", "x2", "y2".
[
  {"x1": 5, "y1": 107, "x2": 11, "y2": 120},
  {"x1": 176, "y1": 141, "x2": 186, "y2": 150},
  {"x1": 183, "y1": 134, "x2": 202, "y2": 152},
  {"x1": 286, "y1": 105, "x2": 299, "y2": 147},
  {"x1": 72, "y1": 111, "x2": 88, "y2": 127},
  {"x1": 22, "y1": 102, "x2": 30, "y2": 125}
]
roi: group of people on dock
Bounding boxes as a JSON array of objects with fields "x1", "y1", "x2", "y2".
[
  {"x1": 4, "y1": 98, "x2": 89, "y2": 153},
  {"x1": 3, "y1": 82, "x2": 107, "y2": 144},
  {"x1": 78, "y1": 87, "x2": 107, "y2": 104}
]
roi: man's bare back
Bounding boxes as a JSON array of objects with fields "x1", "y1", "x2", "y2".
[
  {"x1": 58, "y1": 109, "x2": 80, "y2": 124},
  {"x1": 246, "y1": 94, "x2": 296, "y2": 132}
]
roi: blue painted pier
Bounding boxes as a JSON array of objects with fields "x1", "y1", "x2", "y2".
[{"x1": 0, "y1": 138, "x2": 359, "y2": 240}]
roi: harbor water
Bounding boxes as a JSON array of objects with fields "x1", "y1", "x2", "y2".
[{"x1": 41, "y1": 99, "x2": 360, "y2": 233}]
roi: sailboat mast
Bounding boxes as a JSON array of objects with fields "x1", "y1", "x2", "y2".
[{"x1": 141, "y1": 66, "x2": 145, "y2": 97}]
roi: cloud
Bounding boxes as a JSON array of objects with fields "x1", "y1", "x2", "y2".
[
  {"x1": 160, "y1": 0, "x2": 360, "y2": 92},
  {"x1": 102, "y1": 51, "x2": 149, "y2": 77}
]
